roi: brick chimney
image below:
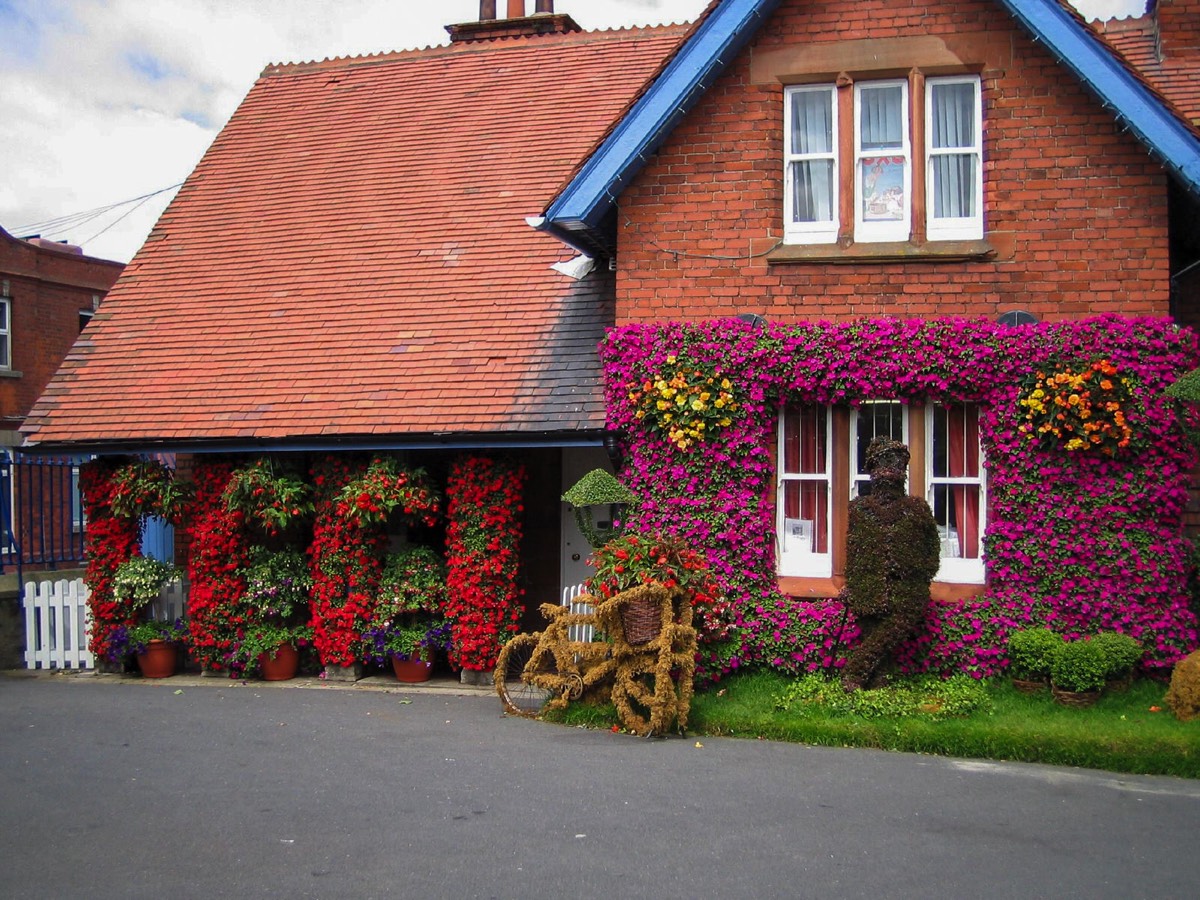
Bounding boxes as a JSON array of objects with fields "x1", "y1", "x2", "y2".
[
  {"x1": 447, "y1": 0, "x2": 581, "y2": 43},
  {"x1": 1153, "y1": 0, "x2": 1200, "y2": 60}
]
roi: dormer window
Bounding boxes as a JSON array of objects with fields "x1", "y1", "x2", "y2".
[{"x1": 784, "y1": 74, "x2": 982, "y2": 246}]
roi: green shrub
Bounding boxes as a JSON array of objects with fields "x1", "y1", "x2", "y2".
[
  {"x1": 1090, "y1": 632, "x2": 1143, "y2": 678},
  {"x1": 1050, "y1": 638, "x2": 1108, "y2": 693},
  {"x1": 1007, "y1": 627, "x2": 1063, "y2": 680}
]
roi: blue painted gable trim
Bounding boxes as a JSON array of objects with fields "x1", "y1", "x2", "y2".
[
  {"x1": 540, "y1": 0, "x2": 782, "y2": 242},
  {"x1": 541, "y1": 0, "x2": 1200, "y2": 252},
  {"x1": 997, "y1": 0, "x2": 1200, "y2": 195}
]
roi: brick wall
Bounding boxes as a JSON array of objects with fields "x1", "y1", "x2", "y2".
[
  {"x1": 0, "y1": 232, "x2": 123, "y2": 429},
  {"x1": 614, "y1": 0, "x2": 1173, "y2": 324}
]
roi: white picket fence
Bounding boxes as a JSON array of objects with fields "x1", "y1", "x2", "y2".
[
  {"x1": 21, "y1": 577, "x2": 189, "y2": 670},
  {"x1": 22, "y1": 579, "x2": 93, "y2": 670},
  {"x1": 561, "y1": 582, "x2": 595, "y2": 643}
]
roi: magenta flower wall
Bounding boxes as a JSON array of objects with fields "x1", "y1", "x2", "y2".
[{"x1": 600, "y1": 315, "x2": 1200, "y2": 680}]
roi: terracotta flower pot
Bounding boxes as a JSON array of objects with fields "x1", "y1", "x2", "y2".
[
  {"x1": 136, "y1": 640, "x2": 177, "y2": 679},
  {"x1": 258, "y1": 643, "x2": 300, "y2": 681},
  {"x1": 392, "y1": 653, "x2": 433, "y2": 683}
]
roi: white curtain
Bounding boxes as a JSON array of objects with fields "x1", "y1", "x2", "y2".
[
  {"x1": 930, "y1": 82, "x2": 977, "y2": 219},
  {"x1": 790, "y1": 91, "x2": 834, "y2": 223},
  {"x1": 859, "y1": 85, "x2": 903, "y2": 150}
]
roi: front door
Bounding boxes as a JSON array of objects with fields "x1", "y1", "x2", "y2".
[{"x1": 560, "y1": 446, "x2": 612, "y2": 598}]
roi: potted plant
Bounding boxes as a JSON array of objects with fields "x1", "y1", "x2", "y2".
[
  {"x1": 107, "y1": 618, "x2": 188, "y2": 678},
  {"x1": 1092, "y1": 631, "x2": 1143, "y2": 692},
  {"x1": 223, "y1": 457, "x2": 314, "y2": 537},
  {"x1": 1049, "y1": 637, "x2": 1108, "y2": 706},
  {"x1": 1006, "y1": 627, "x2": 1063, "y2": 692},
  {"x1": 362, "y1": 616, "x2": 452, "y2": 682},
  {"x1": 233, "y1": 547, "x2": 313, "y2": 680}
]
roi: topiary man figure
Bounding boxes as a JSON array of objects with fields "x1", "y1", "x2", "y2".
[{"x1": 841, "y1": 437, "x2": 940, "y2": 691}]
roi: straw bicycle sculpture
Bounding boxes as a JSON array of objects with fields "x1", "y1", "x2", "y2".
[{"x1": 494, "y1": 584, "x2": 698, "y2": 737}]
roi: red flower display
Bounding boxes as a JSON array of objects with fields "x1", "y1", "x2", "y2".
[
  {"x1": 79, "y1": 459, "x2": 144, "y2": 660},
  {"x1": 444, "y1": 455, "x2": 526, "y2": 671}
]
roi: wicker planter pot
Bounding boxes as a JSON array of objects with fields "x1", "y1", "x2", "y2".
[
  {"x1": 1011, "y1": 676, "x2": 1048, "y2": 695},
  {"x1": 1051, "y1": 684, "x2": 1101, "y2": 708},
  {"x1": 620, "y1": 593, "x2": 662, "y2": 645}
]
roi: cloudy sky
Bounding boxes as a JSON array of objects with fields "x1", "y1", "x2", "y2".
[{"x1": 0, "y1": 0, "x2": 1147, "y2": 263}]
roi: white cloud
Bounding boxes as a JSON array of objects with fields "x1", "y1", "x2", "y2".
[{"x1": 0, "y1": 0, "x2": 1149, "y2": 262}]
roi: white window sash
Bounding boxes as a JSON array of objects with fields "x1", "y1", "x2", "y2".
[
  {"x1": 0, "y1": 298, "x2": 10, "y2": 370},
  {"x1": 926, "y1": 403, "x2": 987, "y2": 584},
  {"x1": 925, "y1": 76, "x2": 983, "y2": 241},
  {"x1": 850, "y1": 401, "x2": 909, "y2": 499},
  {"x1": 777, "y1": 405, "x2": 832, "y2": 578},
  {"x1": 783, "y1": 85, "x2": 839, "y2": 245},
  {"x1": 854, "y1": 80, "x2": 911, "y2": 243}
]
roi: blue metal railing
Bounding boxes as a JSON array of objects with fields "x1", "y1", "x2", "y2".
[{"x1": 0, "y1": 452, "x2": 87, "y2": 578}]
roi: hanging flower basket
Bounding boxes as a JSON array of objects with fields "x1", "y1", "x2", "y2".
[{"x1": 620, "y1": 592, "x2": 663, "y2": 646}]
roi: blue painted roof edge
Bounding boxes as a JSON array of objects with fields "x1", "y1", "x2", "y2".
[
  {"x1": 541, "y1": 0, "x2": 1200, "y2": 248},
  {"x1": 541, "y1": 0, "x2": 782, "y2": 232},
  {"x1": 998, "y1": 0, "x2": 1200, "y2": 195}
]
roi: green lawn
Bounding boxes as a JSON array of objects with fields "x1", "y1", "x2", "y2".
[{"x1": 554, "y1": 671, "x2": 1200, "y2": 779}]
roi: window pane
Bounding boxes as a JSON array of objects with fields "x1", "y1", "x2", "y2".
[
  {"x1": 930, "y1": 483, "x2": 981, "y2": 559},
  {"x1": 859, "y1": 85, "x2": 904, "y2": 150},
  {"x1": 790, "y1": 160, "x2": 835, "y2": 224},
  {"x1": 854, "y1": 402, "x2": 904, "y2": 494},
  {"x1": 930, "y1": 81, "x2": 976, "y2": 150},
  {"x1": 791, "y1": 90, "x2": 833, "y2": 154},
  {"x1": 931, "y1": 155, "x2": 977, "y2": 219},
  {"x1": 782, "y1": 483, "x2": 829, "y2": 555},
  {"x1": 861, "y1": 157, "x2": 907, "y2": 222},
  {"x1": 784, "y1": 404, "x2": 827, "y2": 475}
]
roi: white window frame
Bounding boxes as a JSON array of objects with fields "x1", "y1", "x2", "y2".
[
  {"x1": 926, "y1": 403, "x2": 987, "y2": 584},
  {"x1": 777, "y1": 404, "x2": 833, "y2": 578},
  {"x1": 1, "y1": 449, "x2": 14, "y2": 554},
  {"x1": 0, "y1": 296, "x2": 10, "y2": 370},
  {"x1": 925, "y1": 75, "x2": 984, "y2": 241},
  {"x1": 850, "y1": 400, "x2": 909, "y2": 499},
  {"x1": 853, "y1": 80, "x2": 911, "y2": 243},
  {"x1": 783, "y1": 84, "x2": 840, "y2": 245}
]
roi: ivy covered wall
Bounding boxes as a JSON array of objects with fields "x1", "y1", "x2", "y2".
[{"x1": 600, "y1": 315, "x2": 1200, "y2": 681}]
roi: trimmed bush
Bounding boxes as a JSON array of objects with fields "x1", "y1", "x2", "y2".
[
  {"x1": 1165, "y1": 650, "x2": 1200, "y2": 722},
  {"x1": 1050, "y1": 638, "x2": 1109, "y2": 693},
  {"x1": 1091, "y1": 632, "x2": 1143, "y2": 679},
  {"x1": 1007, "y1": 628, "x2": 1063, "y2": 681}
]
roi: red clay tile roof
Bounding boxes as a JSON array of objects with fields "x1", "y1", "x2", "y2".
[
  {"x1": 1091, "y1": 12, "x2": 1200, "y2": 127},
  {"x1": 22, "y1": 24, "x2": 687, "y2": 451}
]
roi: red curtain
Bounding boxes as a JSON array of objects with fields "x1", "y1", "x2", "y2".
[{"x1": 946, "y1": 404, "x2": 980, "y2": 559}]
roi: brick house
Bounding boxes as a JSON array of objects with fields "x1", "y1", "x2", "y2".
[
  {"x1": 1, "y1": 226, "x2": 123, "y2": 573},
  {"x1": 20, "y1": 1, "x2": 1200, "y2": 674}
]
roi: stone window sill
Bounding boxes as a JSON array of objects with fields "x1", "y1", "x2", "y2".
[{"x1": 767, "y1": 235, "x2": 1010, "y2": 265}]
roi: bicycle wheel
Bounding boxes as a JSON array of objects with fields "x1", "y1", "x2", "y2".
[{"x1": 494, "y1": 633, "x2": 552, "y2": 718}]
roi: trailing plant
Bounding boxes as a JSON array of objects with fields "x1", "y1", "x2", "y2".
[
  {"x1": 561, "y1": 468, "x2": 638, "y2": 549},
  {"x1": 335, "y1": 456, "x2": 440, "y2": 528},
  {"x1": 625, "y1": 352, "x2": 741, "y2": 451},
  {"x1": 223, "y1": 457, "x2": 313, "y2": 535},
  {"x1": 108, "y1": 458, "x2": 191, "y2": 522},
  {"x1": 1006, "y1": 627, "x2": 1064, "y2": 681},
  {"x1": 79, "y1": 459, "x2": 144, "y2": 660},
  {"x1": 376, "y1": 545, "x2": 447, "y2": 619},
  {"x1": 241, "y1": 547, "x2": 311, "y2": 621},
  {"x1": 601, "y1": 315, "x2": 1200, "y2": 681},
  {"x1": 183, "y1": 459, "x2": 251, "y2": 671},
  {"x1": 1017, "y1": 358, "x2": 1136, "y2": 455},
  {"x1": 111, "y1": 556, "x2": 180, "y2": 612},
  {"x1": 444, "y1": 454, "x2": 526, "y2": 672}
]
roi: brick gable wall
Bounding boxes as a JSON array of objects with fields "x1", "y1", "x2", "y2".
[{"x1": 614, "y1": 0, "x2": 1172, "y2": 325}]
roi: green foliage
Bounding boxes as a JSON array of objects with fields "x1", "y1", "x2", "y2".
[
  {"x1": 223, "y1": 457, "x2": 313, "y2": 534},
  {"x1": 1050, "y1": 638, "x2": 1109, "y2": 693},
  {"x1": 1090, "y1": 632, "x2": 1143, "y2": 678},
  {"x1": 774, "y1": 674, "x2": 990, "y2": 720},
  {"x1": 111, "y1": 556, "x2": 180, "y2": 610},
  {"x1": 123, "y1": 618, "x2": 188, "y2": 655},
  {"x1": 232, "y1": 623, "x2": 313, "y2": 669},
  {"x1": 241, "y1": 547, "x2": 311, "y2": 621},
  {"x1": 376, "y1": 545, "x2": 447, "y2": 619},
  {"x1": 1007, "y1": 628, "x2": 1064, "y2": 680},
  {"x1": 563, "y1": 469, "x2": 639, "y2": 549}
]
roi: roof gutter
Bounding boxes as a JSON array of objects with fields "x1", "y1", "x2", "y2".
[
  {"x1": 19, "y1": 431, "x2": 609, "y2": 458},
  {"x1": 997, "y1": 0, "x2": 1200, "y2": 197}
]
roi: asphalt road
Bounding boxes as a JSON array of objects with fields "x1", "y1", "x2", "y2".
[{"x1": 2, "y1": 673, "x2": 1198, "y2": 900}]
